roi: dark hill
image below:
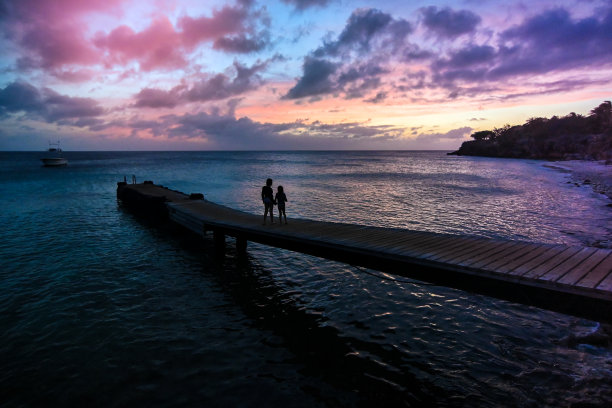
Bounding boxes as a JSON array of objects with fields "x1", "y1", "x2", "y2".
[{"x1": 449, "y1": 101, "x2": 612, "y2": 162}]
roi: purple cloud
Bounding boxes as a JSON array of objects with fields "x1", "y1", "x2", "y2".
[
  {"x1": 134, "y1": 88, "x2": 183, "y2": 109},
  {"x1": 0, "y1": 82, "x2": 46, "y2": 113},
  {"x1": 284, "y1": 57, "x2": 338, "y2": 99},
  {"x1": 415, "y1": 127, "x2": 472, "y2": 143},
  {"x1": 491, "y1": 7, "x2": 612, "y2": 78},
  {"x1": 0, "y1": 0, "x2": 121, "y2": 74},
  {"x1": 170, "y1": 111, "x2": 292, "y2": 145},
  {"x1": 0, "y1": 81, "x2": 104, "y2": 124},
  {"x1": 43, "y1": 89, "x2": 105, "y2": 121},
  {"x1": 432, "y1": 44, "x2": 496, "y2": 82},
  {"x1": 402, "y1": 44, "x2": 432, "y2": 61},
  {"x1": 427, "y1": 4, "x2": 612, "y2": 96},
  {"x1": 329, "y1": 8, "x2": 392, "y2": 53},
  {"x1": 134, "y1": 60, "x2": 268, "y2": 108},
  {"x1": 420, "y1": 6, "x2": 481, "y2": 38},
  {"x1": 127, "y1": 105, "x2": 408, "y2": 149},
  {"x1": 213, "y1": 31, "x2": 269, "y2": 53},
  {"x1": 338, "y1": 64, "x2": 385, "y2": 84},
  {"x1": 437, "y1": 45, "x2": 496, "y2": 69},
  {"x1": 315, "y1": 8, "x2": 411, "y2": 57},
  {"x1": 344, "y1": 77, "x2": 382, "y2": 99},
  {"x1": 286, "y1": 9, "x2": 411, "y2": 100},
  {"x1": 187, "y1": 61, "x2": 266, "y2": 100},
  {"x1": 280, "y1": 0, "x2": 332, "y2": 11},
  {"x1": 177, "y1": 3, "x2": 250, "y2": 47},
  {"x1": 364, "y1": 91, "x2": 387, "y2": 104}
]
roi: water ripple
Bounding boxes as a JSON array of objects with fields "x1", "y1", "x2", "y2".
[{"x1": 1, "y1": 151, "x2": 611, "y2": 407}]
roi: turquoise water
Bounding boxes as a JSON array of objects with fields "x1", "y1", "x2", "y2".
[{"x1": 1, "y1": 151, "x2": 611, "y2": 407}]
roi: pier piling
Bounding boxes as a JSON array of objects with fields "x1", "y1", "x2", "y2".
[
  {"x1": 236, "y1": 236, "x2": 248, "y2": 253},
  {"x1": 213, "y1": 230, "x2": 226, "y2": 254}
]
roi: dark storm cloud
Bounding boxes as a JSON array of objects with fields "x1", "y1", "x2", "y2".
[
  {"x1": 0, "y1": 81, "x2": 104, "y2": 125},
  {"x1": 420, "y1": 6, "x2": 481, "y2": 38}
]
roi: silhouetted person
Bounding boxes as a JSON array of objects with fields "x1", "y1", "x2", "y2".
[
  {"x1": 262, "y1": 178, "x2": 274, "y2": 225},
  {"x1": 275, "y1": 185, "x2": 288, "y2": 224}
]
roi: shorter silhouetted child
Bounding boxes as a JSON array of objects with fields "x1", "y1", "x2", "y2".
[{"x1": 275, "y1": 185, "x2": 288, "y2": 224}]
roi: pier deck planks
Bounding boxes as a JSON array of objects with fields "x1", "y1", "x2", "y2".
[{"x1": 119, "y1": 183, "x2": 612, "y2": 320}]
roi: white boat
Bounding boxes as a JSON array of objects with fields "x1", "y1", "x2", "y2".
[{"x1": 41, "y1": 141, "x2": 68, "y2": 167}]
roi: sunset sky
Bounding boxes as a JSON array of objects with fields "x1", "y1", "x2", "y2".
[{"x1": 0, "y1": 0, "x2": 611, "y2": 150}]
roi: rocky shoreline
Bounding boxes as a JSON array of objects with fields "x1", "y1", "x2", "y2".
[
  {"x1": 545, "y1": 160, "x2": 612, "y2": 202},
  {"x1": 450, "y1": 102, "x2": 612, "y2": 162}
]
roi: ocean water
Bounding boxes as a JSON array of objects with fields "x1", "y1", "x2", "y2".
[{"x1": 0, "y1": 150, "x2": 611, "y2": 407}]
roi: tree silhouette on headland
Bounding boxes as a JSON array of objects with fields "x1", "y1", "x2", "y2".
[{"x1": 449, "y1": 101, "x2": 612, "y2": 161}]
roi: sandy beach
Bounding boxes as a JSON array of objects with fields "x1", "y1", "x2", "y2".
[{"x1": 545, "y1": 160, "x2": 612, "y2": 202}]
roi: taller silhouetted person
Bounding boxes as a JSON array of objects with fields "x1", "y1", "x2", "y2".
[{"x1": 261, "y1": 178, "x2": 274, "y2": 225}]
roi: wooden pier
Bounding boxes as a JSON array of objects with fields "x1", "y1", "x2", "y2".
[{"x1": 117, "y1": 182, "x2": 612, "y2": 322}]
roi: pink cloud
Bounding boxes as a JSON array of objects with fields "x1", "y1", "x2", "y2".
[
  {"x1": 19, "y1": 22, "x2": 100, "y2": 69},
  {"x1": 90, "y1": 1, "x2": 267, "y2": 71},
  {"x1": 2, "y1": 0, "x2": 266, "y2": 76},
  {"x1": 1, "y1": 0, "x2": 123, "y2": 73},
  {"x1": 178, "y1": 5, "x2": 249, "y2": 47},
  {"x1": 94, "y1": 17, "x2": 186, "y2": 71},
  {"x1": 50, "y1": 69, "x2": 98, "y2": 83},
  {"x1": 3, "y1": 0, "x2": 122, "y2": 21}
]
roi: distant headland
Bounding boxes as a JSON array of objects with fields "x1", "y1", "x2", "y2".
[{"x1": 449, "y1": 101, "x2": 612, "y2": 162}]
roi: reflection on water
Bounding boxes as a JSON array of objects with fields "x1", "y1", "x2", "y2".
[{"x1": 0, "y1": 151, "x2": 611, "y2": 407}]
